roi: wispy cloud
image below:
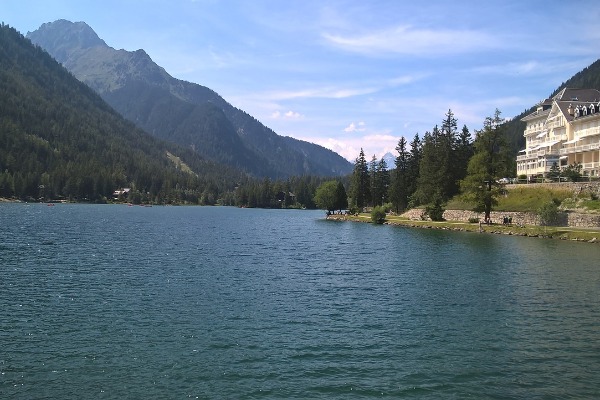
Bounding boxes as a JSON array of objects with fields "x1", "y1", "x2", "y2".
[
  {"x1": 343, "y1": 121, "x2": 366, "y2": 133},
  {"x1": 388, "y1": 74, "x2": 427, "y2": 86},
  {"x1": 470, "y1": 60, "x2": 592, "y2": 79},
  {"x1": 271, "y1": 110, "x2": 303, "y2": 119},
  {"x1": 266, "y1": 86, "x2": 377, "y2": 100},
  {"x1": 322, "y1": 25, "x2": 500, "y2": 56},
  {"x1": 299, "y1": 130, "x2": 402, "y2": 162}
]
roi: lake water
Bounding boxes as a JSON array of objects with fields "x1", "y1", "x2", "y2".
[{"x1": 1, "y1": 204, "x2": 599, "y2": 399}]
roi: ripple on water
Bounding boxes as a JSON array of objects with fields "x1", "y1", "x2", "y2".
[{"x1": 1, "y1": 204, "x2": 599, "y2": 399}]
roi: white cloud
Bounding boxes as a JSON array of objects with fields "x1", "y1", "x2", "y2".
[
  {"x1": 388, "y1": 74, "x2": 427, "y2": 86},
  {"x1": 343, "y1": 121, "x2": 366, "y2": 133},
  {"x1": 299, "y1": 130, "x2": 402, "y2": 162},
  {"x1": 271, "y1": 110, "x2": 303, "y2": 119},
  {"x1": 323, "y1": 25, "x2": 499, "y2": 56},
  {"x1": 265, "y1": 86, "x2": 377, "y2": 100},
  {"x1": 284, "y1": 110, "x2": 302, "y2": 118}
]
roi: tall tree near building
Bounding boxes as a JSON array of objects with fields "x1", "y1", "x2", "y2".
[
  {"x1": 460, "y1": 109, "x2": 512, "y2": 222},
  {"x1": 350, "y1": 148, "x2": 370, "y2": 210}
]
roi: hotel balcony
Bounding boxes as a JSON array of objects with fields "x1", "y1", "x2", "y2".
[{"x1": 559, "y1": 141, "x2": 600, "y2": 155}]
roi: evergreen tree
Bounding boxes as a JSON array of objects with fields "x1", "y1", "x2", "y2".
[
  {"x1": 455, "y1": 124, "x2": 473, "y2": 184},
  {"x1": 460, "y1": 109, "x2": 512, "y2": 222},
  {"x1": 370, "y1": 156, "x2": 388, "y2": 207},
  {"x1": 547, "y1": 162, "x2": 561, "y2": 181},
  {"x1": 407, "y1": 133, "x2": 422, "y2": 204},
  {"x1": 439, "y1": 109, "x2": 459, "y2": 197},
  {"x1": 414, "y1": 129, "x2": 440, "y2": 205},
  {"x1": 369, "y1": 154, "x2": 378, "y2": 206},
  {"x1": 389, "y1": 136, "x2": 410, "y2": 213},
  {"x1": 335, "y1": 180, "x2": 349, "y2": 211},
  {"x1": 413, "y1": 110, "x2": 469, "y2": 205},
  {"x1": 350, "y1": 148, "x2": 370, "y2": 210}
]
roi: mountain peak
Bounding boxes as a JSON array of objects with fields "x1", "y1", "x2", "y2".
[
  {"x1": 27, "y1": 19, "x2": 106, "y2": 63},
  {"x1": 28, "y1": 19, "x2": 353, "y2": 178}
]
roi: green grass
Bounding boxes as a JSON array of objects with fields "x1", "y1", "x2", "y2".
[
  {"x1": 446, "y1": 186, "x2": 573, "y2": 213},
  {"x1": 560, "y1": 197, "x2": 600, "y2": 211},
  {"x1": 496, "y1": 187, "x2": 571, "y2": 212}
]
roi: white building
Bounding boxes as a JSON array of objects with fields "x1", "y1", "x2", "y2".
[{"x1": 516, "y1": 88, "x2": 600, "y2": 179}]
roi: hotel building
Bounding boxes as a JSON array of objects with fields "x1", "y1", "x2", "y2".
[{"x1": 516, "y1": 88, "x2": 600, "y2": 179}]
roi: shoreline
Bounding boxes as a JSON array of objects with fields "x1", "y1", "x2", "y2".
[{"x1": 327, "y1": 213, "x2": 600, "y2": 244}]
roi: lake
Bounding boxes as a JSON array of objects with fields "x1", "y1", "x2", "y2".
[{"x1": 1, "y1": 204, "x2": 599, "y2": 399}]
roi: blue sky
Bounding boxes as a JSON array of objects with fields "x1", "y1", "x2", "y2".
[{"x1": 3, "y1": 1, "x2": 600, "y2": 161}]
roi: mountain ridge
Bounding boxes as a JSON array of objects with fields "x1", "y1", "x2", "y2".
[
  {"x1": 0, "y1": 22, "x2": 243, "y2": 203},
  {"x1": 27, "y1": 20, "x2": 352, "y2": 178}
]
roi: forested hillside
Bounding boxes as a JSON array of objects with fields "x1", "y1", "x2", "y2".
[
  {"x1": 0, "y1": 23, "x2": 244, "y2": 204},
  {"x1": 27, "y1": 20, "x2": 353, "y2": 179}
]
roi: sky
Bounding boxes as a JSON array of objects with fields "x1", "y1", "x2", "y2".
[{"x1": 2, "y1": 0, "x2": 600, "y2": 161}]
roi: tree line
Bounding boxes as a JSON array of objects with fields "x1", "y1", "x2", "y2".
[
  {"x1": 315, "y1": 109, "x2": 514, "y2": 221},
  {"x1": 0, "y1": 23, "x2": 246, "y2": 204}
]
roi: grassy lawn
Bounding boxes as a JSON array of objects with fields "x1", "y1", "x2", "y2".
[{"x1": 446, "y1": 185, "x2": 599, "y2": 213}]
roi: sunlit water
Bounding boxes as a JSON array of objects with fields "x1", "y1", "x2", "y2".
[{"x1": 1, "y1": 204, "x2": 599, "y2": 399}]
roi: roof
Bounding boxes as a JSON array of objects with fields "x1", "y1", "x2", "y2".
[
  {"x1": 522, "y1": 88, "x2": 600, "y2": 122},
  {"x1": 553, "y1": 88, "x2": 600, "y2": 102}
]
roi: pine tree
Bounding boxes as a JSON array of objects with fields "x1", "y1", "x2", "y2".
[
  {"x1": 439, "y1": 109, "x2": 459, "y2": 197},
  {"x1": 455, "y1": 124, "x2": 473, "y2": 184},
  {"x1": 389, "y1": 136, "x2": 410, "y2": 213},
  {"x1": 414, "y1": 110, "x2": 468, "y2": 205},
  {"x1": 369, "y1": 154, "x2": 378, "y2": 206},
  {"x1": 350, "y1": 148, "x2": 370, "y2": 210},
  {"x1": 460, "y1": 109, "x2": 512, "y2": 222},
  {"x1": 414, "y1": 129, "x2": 440, "y2": 205},
  {"x1": 370, "y1": 157, "x2": 389, "y2": 207},
  {"x1": 407, "y1": 133, "x2": 422, "y2": 204}
]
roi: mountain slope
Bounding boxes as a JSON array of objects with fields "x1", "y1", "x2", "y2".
[
  {"x1": 27, "y1": 20, "x2": 353, "y2": 178},
  {"x1": 0, "y1": 22, "x2": 242, "y2": 203}
]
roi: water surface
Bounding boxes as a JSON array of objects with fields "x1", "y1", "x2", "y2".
[{"x1": 1, "y1": 204, "x2": 599, "y2": 398}]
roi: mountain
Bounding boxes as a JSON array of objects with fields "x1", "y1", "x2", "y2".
[
  {"x1": 0, "y1": 22, "x2": 243, "y2": 203},
  {"x1": 382, "y1": 152, "x2": 396, "y2": 169},
  {"x1": 27, "y1": 20, "x2": 353, "y2": 178}
]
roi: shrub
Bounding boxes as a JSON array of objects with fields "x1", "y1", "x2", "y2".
[
  {"x1": 538, "y1": 201, "x2": 559, "y2": 226},
  {"x1": 424, "y1": 197, "x2": 445, "y2": 221},
  {"x1": 371, "y1": 206, "x2": 386, "y2": 224},
  {"x1": 468, "y1": 217, "x2": 479, "y2": 223}
]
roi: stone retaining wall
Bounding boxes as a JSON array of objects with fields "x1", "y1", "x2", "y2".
[
  {"x1": 400, "y1": 208, "x2": 600, "y2": 228},
  {"x1": 400, "y1": 209, "x2": 540, "y2": 225},
  {"x1": 397, "y1": 182, "x2": 600, "y2": 227}
]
